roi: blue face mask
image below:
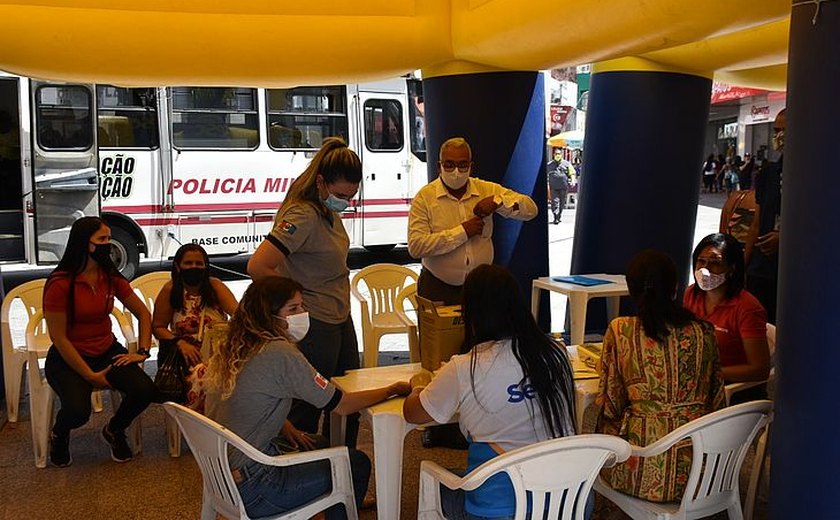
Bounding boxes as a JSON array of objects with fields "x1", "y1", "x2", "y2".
[{"x1": 323, "y1": 193, "x2": 350, "y2": 212}]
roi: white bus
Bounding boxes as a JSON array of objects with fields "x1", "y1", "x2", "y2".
[{"x1": 0, "y1": 73, "x2": 427, "y2": 277}]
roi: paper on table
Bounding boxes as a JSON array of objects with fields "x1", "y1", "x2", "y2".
[{"x1": 552, "y1": 275, "x2": 613, "y2": 286}]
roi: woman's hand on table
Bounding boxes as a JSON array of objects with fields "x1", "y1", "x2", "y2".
[
  {"x1": 389, "y1": 381, "x2": 411, "y2": 397},
  {"x1": 410, "y1": 371, "x2": 432, "y2": 391}
]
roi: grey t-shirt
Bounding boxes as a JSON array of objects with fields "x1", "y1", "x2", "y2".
[
  {"x1": 205, "y1": 340, "x2": 340, "y2": 469},
  {"x1": 266, "y1": 201, "x2": 351, "y2": 324}
]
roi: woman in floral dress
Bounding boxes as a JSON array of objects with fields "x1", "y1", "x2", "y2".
[{"x1": 595, "y1": 249, "x2": 725, "y2": 502}]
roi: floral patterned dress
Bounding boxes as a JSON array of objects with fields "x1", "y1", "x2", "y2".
[{"x1": 595, "y1": 316, "x2": 725, "y2": 502}]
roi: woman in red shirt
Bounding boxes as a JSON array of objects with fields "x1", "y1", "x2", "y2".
[
  {"x1": 684, "y1": 233, "x2": 771, "y2": 403},
  {"x1": 43, "y1": 216, "x2": 158, "y2": 467}
]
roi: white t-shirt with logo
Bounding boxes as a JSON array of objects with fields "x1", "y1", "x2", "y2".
[{"x1": 419, "y1": 339, "x2": 574, "y2": 517}]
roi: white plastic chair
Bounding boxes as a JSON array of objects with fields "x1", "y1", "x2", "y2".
[
  {"x1": 394, "y1": 283, "x2": 420, "y2": 363},
  {"x1": 594, "y1": 400, "x2": 773, "y2": 520},
  {"x1": 25, "y1": 307, "x2": 141, "y2": 468},
  {"x1": 418, "y1": 434, "x2": 632, "y2": 520},
  {"x1": 1, "y1": 278, "x2": 46, "y2": 422},
  {"x1": 163, "y1": 402, "x2": 359, "y2": 520},
  {"x1": 723, "y1": 324, "x2": 777, "y2": 405},
  {"x1": 128, "y1": 271, "x2": 186, "y2": 457},
  {"x1": 350, "y1": 263, "x2": 418, "y2": 367}
]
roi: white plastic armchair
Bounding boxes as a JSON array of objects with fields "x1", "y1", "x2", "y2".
[
  {"x1": 594, "y1": 400, "x2": 773, "y2": 520},
  {"x1": 724, "y1": 323, "x2": 777, "y2": 405},
  {"x1": 1, "y1": 278, "x2": 46, "y2": 422},
  {"x1": 25, "y1": 308, "x2": 142, "y2": 467},
  {"x1": 163, "y1": 402, "x2": 358, "y2": 520},
  {"x1": 394, "y1": 283, "x2": 420, "y2": 363},
  {"x1": 350, "y1": 263, "x2": 418, "y2": 367},
  {"x1": 418, "y1": 434, "x2": 632, "y2": 520}
]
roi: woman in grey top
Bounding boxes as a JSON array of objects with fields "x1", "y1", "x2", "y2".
[
  {"x1": 248, "y1": 137, "x2": 364, "y2": 445},
  {"x1": 205, "y1": 277, "x2": 409, "y2": 519}
]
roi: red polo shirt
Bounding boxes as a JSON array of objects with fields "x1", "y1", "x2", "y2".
[
  {"x1": 43, "y1": 270, "x2": 133, "y2": 357},
  {"x1": 684, "y1": 286, "x2": 767, "y2": 367}
]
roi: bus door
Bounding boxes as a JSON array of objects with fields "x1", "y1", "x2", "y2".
[
  {"x1": 0, "y1": 77, "x2": 25, "y2": 261},
  {"x1": 358, "y1": 92, "x2": 408, "y2": 246},
  {"x1": 30, "y1": 81, "x2": 98, "y2": 263}
]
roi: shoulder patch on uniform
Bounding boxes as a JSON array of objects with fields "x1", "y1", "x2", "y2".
[
  {"x1": 279, "y1": 220, "x2": 297, "y2": 235},
  {"x1": 314, "y1": 372, "x2": 329, "y2": 389}
]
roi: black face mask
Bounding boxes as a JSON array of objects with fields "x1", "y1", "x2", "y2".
[
  {"x1": 90, "y1": 243, "x2": 112, "y2": 265},
  {"x1": 180, "y1": 267, "x2": 207, "y2": 286}
]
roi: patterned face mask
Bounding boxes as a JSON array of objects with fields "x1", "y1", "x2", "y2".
[{"x1": 694, "y1": 267, "x2": 727, "y2": 291}]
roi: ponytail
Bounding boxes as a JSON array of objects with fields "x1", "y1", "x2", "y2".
[{"x1": 284, "y1": 137, "x2": 362, "y2": 215}]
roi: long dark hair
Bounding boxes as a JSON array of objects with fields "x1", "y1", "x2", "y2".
[
  {"x1": 626, "y1": 249, "x2": 697, "y2": 341},
  {"x1": 284, "y1": 137, "x2": 362, "y2": 217},
  {"x1": 46, "y1": 216, "x2": 122, "y2": 326},
  {"x1": 690, "y1": 233, "x2": 745, "y2": 300},
  {"x1": 169, "y1": 243, "x2": 218, "y2": 312},
  {"x1": 461, "y1": 264, "x2": 575, "y2": 438}
]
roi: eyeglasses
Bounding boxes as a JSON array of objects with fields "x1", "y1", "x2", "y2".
[
  {"x1": 440, "y1": 161, "x2": 471, "y2": 173},
  {"x1": 696, "y1": 256, "x2": 726, "y2": 269}
]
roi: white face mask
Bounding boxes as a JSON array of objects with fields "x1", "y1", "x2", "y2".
[
  {"x1": 278, "y1": 311, "x2": 310, "y2": 342},
  {"x1": 695, "y1": 268, "x2": 727, "y2": 292},
  {"x1": 440, "y1": 168, "x2": 470, "y2": 190}
]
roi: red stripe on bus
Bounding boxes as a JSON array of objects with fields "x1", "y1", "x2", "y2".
[
  {"x1": 104, "y1": 198, "x2": 410, "y2": 214},
  {"x1": 134, "y1": 211, "x2": 409, "y2": 227}
]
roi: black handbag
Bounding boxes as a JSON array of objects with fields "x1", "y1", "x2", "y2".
[{"x1": 154, "y1": 339, "x2": 188, "y2": 403}]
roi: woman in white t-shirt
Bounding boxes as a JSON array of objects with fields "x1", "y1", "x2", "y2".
[{"x1": 404, "y1": 264, "x2": 577, "y2": 520}]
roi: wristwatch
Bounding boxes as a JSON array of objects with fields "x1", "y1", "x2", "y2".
[{"x1": 136, "y1": 348, "x2": 151, "y2": 358}]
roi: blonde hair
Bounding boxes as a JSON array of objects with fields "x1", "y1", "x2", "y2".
[
  {"x1": 284, "y1": 137, "x2": 362, "y2": 216},
  {"x1": 204, "y1": 277, "x2": 303, "y2": 399},
  {"x1": 439, "y1": 137, "x2": 472, "y2": 161}
]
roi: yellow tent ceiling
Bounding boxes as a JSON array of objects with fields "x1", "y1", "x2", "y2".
[{"x1": 0, "y1": 0, "x2": 791, "y2": 89}]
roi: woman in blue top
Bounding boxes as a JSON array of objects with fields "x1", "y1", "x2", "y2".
[{"x1": 404, "y1": 264, "x2": 576, "y2": 519}]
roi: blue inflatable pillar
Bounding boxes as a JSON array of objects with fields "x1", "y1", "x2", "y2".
[
  {"x1": 422, "y1": 68, "x2": 549, "y2": 323},
  {"x1": 570, "y1": 58, "x2": 711, "y2": 333},
  {"x1": 770, "y1": 2, "x2": 840, "y2": 517}
]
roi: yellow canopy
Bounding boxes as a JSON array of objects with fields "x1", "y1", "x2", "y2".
[{"x1": 0, "y1": 0, "x2": 791, "y2": 89}]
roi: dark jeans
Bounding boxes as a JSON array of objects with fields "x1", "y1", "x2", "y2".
[
  {"x1": 45, "y1": 341, "x2": 158, "y2": 435},
  {"x1": 549, "y1": 187, "x2": 568, "y2": 222},
  {"x1": 288, "y1": 316, "x2": 360, "y2": 447},
  {"x1": 238, "y1": 439, "x2": 370, "y2": 520},
  {"x1": 418, "y1": 268, "x2": 463, "y2": 306}
]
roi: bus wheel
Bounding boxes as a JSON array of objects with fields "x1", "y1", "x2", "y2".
[
  {"x1": 363, "y1": 244, "x2": 396, "y2": 253},
  {"x1": 110, "y1": 226, "x2": 140, "y2": 279}
]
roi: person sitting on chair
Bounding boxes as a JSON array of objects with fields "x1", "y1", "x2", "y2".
[{"x1": 204, "y1": 277, "x2": 410, "y2": 519}]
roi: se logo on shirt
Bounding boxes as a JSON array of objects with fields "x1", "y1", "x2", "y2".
[{"x1": 507, "y1": 383, "x2": 537, "y2": 403}]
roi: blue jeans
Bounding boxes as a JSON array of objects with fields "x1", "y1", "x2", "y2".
[
  {"x1": 440, "y1": 484, "x2": 595, "y2": 520},
  {"x1": 237, "y1": 439, "x2": 370, "y2": 520}
]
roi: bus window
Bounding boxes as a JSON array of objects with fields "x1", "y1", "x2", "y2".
[
  {"x1": 364, "y1": 99, "x2": 403, "y2": 152},
  {"x1": 36, "y1": 85, "x2": 93, "y2": 150},
  {"x1": 407, "y1": 79, "x2": 426, "y2": 162},
  {"x1": 266, "y1": 86, "x2": 348, "y2": 150},
  {"x1": 97, "y1": 86, "x2": 159, "y2": 149},
  {"x1": 170, "y1": 87, "x2": 259, "y2": 150}
]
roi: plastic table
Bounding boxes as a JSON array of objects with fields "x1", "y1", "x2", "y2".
[
  {"x1": 531, "y1": 274, "x2": 629, "y2": 345},
  {"x1": 330, "y1": 353, "x2": 599, "y2": 520}
]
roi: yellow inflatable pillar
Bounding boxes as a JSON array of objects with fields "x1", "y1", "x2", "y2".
[{"x1": 570, "y1": 57, "x2": 713, "y2": 332}]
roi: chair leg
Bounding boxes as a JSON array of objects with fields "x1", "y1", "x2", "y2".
[
  {"x1": 363, "y1": 330, "x2": 379, "y2": 368},
  {"x1": 165, "y1": 412, "x2": 182, "y2": 457},
  {"x1": 744, "y1": 427, "x2": 770, "y2": 520},
  {"x1": 200, "y1": 497, "x2": 216, "y2": 520},
  {"x1": 92, "y1": 390, "x2": 104, "y2": 413},
  {"x1": 4, "y1": 356, "x2": 26, "y2": 422},
  {"x1": 728, "y1": 502, "x2": 745, "y2": 520}
]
